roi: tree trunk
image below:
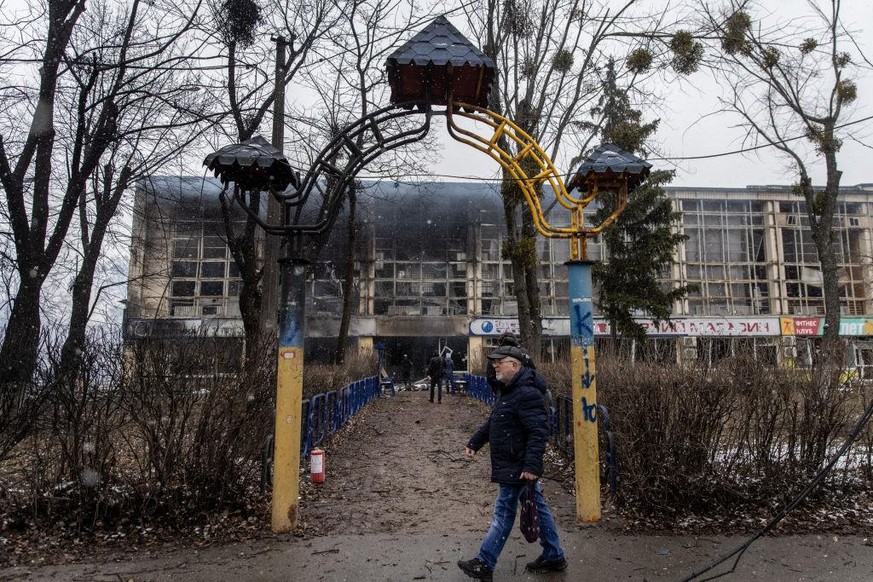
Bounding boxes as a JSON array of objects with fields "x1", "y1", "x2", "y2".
[
  {"x1": 522, "y1": 209, "x2": 543, "y2": 361},
  {"x1": 0, "y1": 274, "x2": 43, "y2": 403},
  {"x1": 239, "y1": 269, "x2": 264, "y2": 362},
  {"x1": 798, "y1": 127, "x2": 842, "y2": 383},
  {"x1": 58, "y1": 256, "x2": 99, "y2": 381},
  {"x1": 819, "y1": 154, "x2": 843, "y2": 348},
  {"x1": 813, "y1": 144, "x2": 843, "y2": 382},
  {"x1": 334, "y1": 188, "x2": 357, "y2": 364},
  {"x1": 58, "y1": 166, "x2": 131, "y2": 382},
  {"x1": 0, "y1": 273, "x2": 44, "y2": 461},
  {"x1": 501, "y1": 191, "x2": 532, "y2": 350}
]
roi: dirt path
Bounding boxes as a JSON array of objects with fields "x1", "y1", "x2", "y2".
[{"x1": 297, "y1": 389, "x2": 580, "y2": 537}]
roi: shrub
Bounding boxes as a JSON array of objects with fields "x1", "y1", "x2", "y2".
[
  {"x1": 539, "y1": 351, "x2": 870, "y2": 520},
  {"x1": 0, "y1": 332, "x2": 378, "y2": 534}
]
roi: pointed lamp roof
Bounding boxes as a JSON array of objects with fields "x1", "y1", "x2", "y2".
[
  {"x1": 386, "y1": 15, "x2": 495, "y2": 107},
  {"x1": 568, "y1": 143, "x2": 652, "y2": 192},
  {"x1": 203, "y1": 135, "x2": 296, "y2": 191}
]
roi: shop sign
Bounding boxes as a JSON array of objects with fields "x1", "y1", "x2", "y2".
[
  {"x1": 780, "y1": 317, "x2": 873, "y2": 337},
  {"x1": 470, "y1": 317, "x2": 780, "y2": 336}
]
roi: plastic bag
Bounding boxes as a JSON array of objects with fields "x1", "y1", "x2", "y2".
[{"x1": 519, "y1": 481, "x2": 540, "y2": 543}]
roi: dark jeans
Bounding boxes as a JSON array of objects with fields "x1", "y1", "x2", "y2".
[
  {"x1": 476, "y1": 481, "x2": 564, "y2": 571},
  {"x1": 429, "y1": 377, "x2": 442, "y2": 403}
]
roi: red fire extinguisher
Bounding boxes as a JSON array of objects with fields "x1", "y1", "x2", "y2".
[{"x1": 310, "y1": 448, "x2": 325, "y2": 484}]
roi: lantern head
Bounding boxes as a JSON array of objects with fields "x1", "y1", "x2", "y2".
[
  {"x1": 386, "y1": 15, "x2": 495, "y2": 108},
  {"x1": 204, "y1": 135, "x2": 297, "y2": 192},
  {"x1": 568, "y1": 143, "x2": 652, "y2": 194}
]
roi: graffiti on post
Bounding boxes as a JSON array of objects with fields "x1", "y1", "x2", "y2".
[
  {"x1": 581, "y1": 397, "x2": 597, "y2": 423},
  {"x1": 582, "y1": 348, "x2": 595, "y2": 389},
  {"x1": 571, "y1": 300, "x2": 593, "y2": 347}
]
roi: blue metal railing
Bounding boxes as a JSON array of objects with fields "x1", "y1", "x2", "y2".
[
  {"x1": 464, "y1": 373, "x2": 496, "y2": 405},
  {"x1": 463, "y1": 374, "x2": 617, "y2": 497},
  {"x1": 300, "y1": 376, "x2": 380, "y2": 457}
]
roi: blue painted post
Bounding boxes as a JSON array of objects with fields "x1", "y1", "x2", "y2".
[{"x1": 567, "y1": 259, "x2": 601, "y2": 522}]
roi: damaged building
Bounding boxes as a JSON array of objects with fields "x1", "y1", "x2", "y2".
[{"x1": 124, "y1": 177, "x2": 873, "y2": 379}]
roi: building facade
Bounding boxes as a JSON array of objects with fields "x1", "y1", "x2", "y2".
[{"x1": 125, "y1": 178, "x2": 873, "y2": 378}]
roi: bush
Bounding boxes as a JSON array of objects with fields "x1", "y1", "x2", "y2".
[
  {"x1": 120, "y1": 336, "x2": 275, "y2": 516},
  {"x1": 539, "y1": 352, "x2": 870, "y2": 521},
  {"x1": 0, "y1": 332, "x2": 378, "y2": 537},
  {"x1": 303, "y1": 351, "x2": 376, "y2": 400},
  {"x1": 596, "y1": 358, "x2": 735, "y2": 515}
]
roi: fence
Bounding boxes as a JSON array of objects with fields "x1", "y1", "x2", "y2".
[
  {"x1": 463, "y1": 373, "x2": 617, "y2": 496},
  {"x1": 300, "y1": 376, "x2": 380, "y2": 457}
]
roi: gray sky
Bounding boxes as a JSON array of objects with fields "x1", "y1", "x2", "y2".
[
  {"x1": 3, "y1": 0, "x2": 870, "y2": 189},
  {"x1": 430, "y1": 0, "x2": 873, "y2": 189}
]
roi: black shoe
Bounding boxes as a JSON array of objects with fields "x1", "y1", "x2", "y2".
[
  {"x1": 458, "y1": 557, "x2": 493, "y2": 581},
  {"x1": 526, "y1": 555, "x2": 568, "y2": 573}
]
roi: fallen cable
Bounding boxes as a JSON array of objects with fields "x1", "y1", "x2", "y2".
[{"x1": 679, "y1": 393, "x2": 873, "y2": 582}]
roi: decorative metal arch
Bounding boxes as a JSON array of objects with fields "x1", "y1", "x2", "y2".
[
  {"x1": 225, "y1": 101, "x2": 433, "y2": 242},
  {"x1": 443, "y1": 101, "x2": 629, "y2": 260},
  {"x1": 224, "y1": 98, "x2": 628, "y2": 261}
]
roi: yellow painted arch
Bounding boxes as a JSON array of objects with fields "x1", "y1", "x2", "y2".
[{"x1": 446, "y1": 101, "x2": 628, "y2": 261}]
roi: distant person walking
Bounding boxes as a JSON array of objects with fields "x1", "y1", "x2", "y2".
[
  {"x1": 443, "y1": 352, "x2": 455, "y2": 394},
  {"x1": 400, "y1": 353, "x2": 413, "y2": 388},
  {"x1": 426, "y1": 351, "x2": 445, "y2": 403},
  {"x1": 458, "y1": 345, "x2": 566, "y2": 582}
]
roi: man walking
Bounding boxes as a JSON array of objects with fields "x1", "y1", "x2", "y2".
[
  {"x1": 426, "y1": 350, "x2": 445, "y2": 403},
  {"x1": 458, "y1": 345, "x2": 567, "y2": 581},
  {"x1": 400, "y1": 353, "x2": 413, "y2": 389}
]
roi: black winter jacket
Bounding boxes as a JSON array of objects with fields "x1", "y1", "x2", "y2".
[
  {"x1": 426, "y1": 355, "x2": 444, "y2": 378},
  {"x1": 467, "y1": 367, "x2": 549, "y2": 484}
]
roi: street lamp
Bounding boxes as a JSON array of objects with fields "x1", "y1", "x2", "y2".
[
  {"x1": 563, "y1": 143, "x2": 651, "y2": 522},
  {"x1": 204, "y1": 135, "x2": 307, "y2": 533},
  {"x1": 204, "y1": 135, "x2": 296, "y2": 194}
]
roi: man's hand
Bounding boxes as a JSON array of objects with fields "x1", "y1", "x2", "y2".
[
  {"x1": 520, "y1": 471, "x2": 538, "y2": 481},
  {"x1": 464, "y1": 447, "x2": 476, "y2": 459}
]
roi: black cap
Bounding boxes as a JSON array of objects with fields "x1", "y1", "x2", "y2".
[{"x1": 486, "y1": 345, "x2": 526, "y2": 362}]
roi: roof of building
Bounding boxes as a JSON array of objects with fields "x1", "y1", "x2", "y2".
[
  {"x1": 137, "y1": 175, "x2": 225, "y2": 200},
  {"x1": 136, "y1": 177, "x2": 873, "y2": 207}
]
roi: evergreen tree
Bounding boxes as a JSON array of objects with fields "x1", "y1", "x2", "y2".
[{"x1": 589, "y1": 59, "x2": 694, "y2": 342}]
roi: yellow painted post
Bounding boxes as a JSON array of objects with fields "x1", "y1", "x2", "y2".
[
  {"x1": 567, "y1": 259, "x2": 601, "y2": 522},
  {"x1": 778, "y1": 319, "x2": 797, "y2": 369},
  {"x1": 272, "y1": 258, "x2": 308, "y2": 533}
]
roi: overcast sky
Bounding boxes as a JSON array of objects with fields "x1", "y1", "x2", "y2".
[
  {"x1": 3, "y1": 0, "x2": 870, "y2": 189},
  {"x1": 429, "y1": 0, "x2": 873, "y2": 189}
]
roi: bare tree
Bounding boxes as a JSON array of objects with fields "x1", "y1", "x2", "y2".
[
  {"x1": 463, "y1": 0, "x2": 678, "y2": 359},
  {"x1": 698, "y1": 0, "x2": 870, "y2": 365},
  {"x1": 56, "y1": 1, "x2": 213, "y2": 380},
  {"x1": 0, "y1": 0, "x2": 209, "y2": 441},
  {"x1": 200, "y1": 0, "x2": 340, "y2": 360},
  {"x1": 0, "y1": 0, "x2": 88, "y2": 404}
]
